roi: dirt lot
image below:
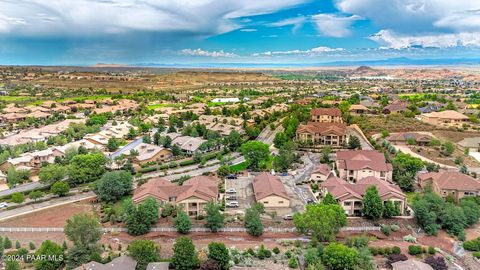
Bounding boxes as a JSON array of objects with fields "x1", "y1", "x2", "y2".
[
  {"x1": 433, "y1": 130, "x2": 480, "y2": 143},
  {"x1": 353, "y1": 114, "x2": 433, "y2": 137},
  {"x1": 409, "y1": 145, "x2": 480, "y2": 167},
  {"x1": 0, "y1": 201, "x2": 94, "y2": 227}
]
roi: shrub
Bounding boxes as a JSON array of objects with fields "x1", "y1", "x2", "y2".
[
  {"x1": 428, "y1": 246, "x2": 436, "y2": 255},
  {"x1": 392, "y1": 246, "x2": 401, "y2": 255},
  {"x1": 473, "y1": 252, "x2": 480, "y2": 258},
  {"x1": 272, "y1": 247, "x2": 280, "y2": 254},
  {"x1": 424, "y1": 256, "x2": 448, "y2": 270},
  {"x1": 288, "y1": 257, "x2": 298, "y2": 269},
  {"x1": 408, "y1": 245, "x2": 423, "y2": 255},
  {"x1": 463, "y1": 237, "x2": 480, "y2": 251},
  {"x1": 346, "y1": 235, "x2": 369, "y2": 248},
  {"x1": 381, "y1": 225, "x2": 392, "y2": 236},
  {"x1": 10, "y1": 193, "x2": 25, "y2": 204},
  {"x1": 403, "y1": 234, "x2": 417, "y2": 243},
  {"x1": 368, "y1": 247, "x2": 378, "y2": 256},
  {"x1": 387, "y1": 254, "x2": 408, "y2": 266},
  {"x1": 256, "y1": 245, "x2": 272, "y2": 259},
  {"x1": 390, "y1": 224, "x2": 400, "y2": 232}
]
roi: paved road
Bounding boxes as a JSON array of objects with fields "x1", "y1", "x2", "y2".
[
  {"x1": 0, "y1": 192, "x2": 95, "y2": 221},
  {"x1": 0, "y1": 182, "x2": 45, "y2": 198},
  {"x1": 138, "y1": 121, "x2": 282, "y2": 181}
]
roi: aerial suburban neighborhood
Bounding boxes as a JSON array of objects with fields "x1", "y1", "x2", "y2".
[
  {"x1": 1, "y1": 1, "x2": 480, "y2": 270},
  {"x1": 0, "y1": 65, "x2": 479, "y2": 270}
]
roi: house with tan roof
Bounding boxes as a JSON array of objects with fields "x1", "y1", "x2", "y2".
[
  {"x1": 171, "y1": 136, "x2": 208, "y2": 154},
  {"x1": 252, "y1": 172, "x2": 290, "y2": 209},
  {"x1": 132, "y1": 175, "x2": 219, "y2": 216},
  {"x1": 310, "y1": 108, "x2": 343, "y2": 123},
  {"x1": 131, "y1": 143, "x2": 172, "y2": 165},
  {"x1": 349, "y1": 104, "x2": 369, "y2": 115},
  {"x1": 296, "y1": 122, "x2": 347, "y2": 147},
  {"x1": 386, "y1": 133, "x2": 432, "y2": 146},
  {"x1": 382, "y1": 101, "x2": 408, "y2": 114},
  {"x1": 417, "y1": 110, "x2": 470, "y2": 128},
  {"x1": 321, "y1": 176, "x2": 406, "y2": 216},
  {"x1": 336, "y1": 150, "x2": 393, "y2": 182},
  {"x1": 417, "y1": 171, "x2": 480, "y2": 202}
]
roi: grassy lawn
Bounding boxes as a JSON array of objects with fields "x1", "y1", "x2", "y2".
[
  {"x1": 0, "y1": 96, "x2": 35, "y2": 102},
  {"x1": 229, "y1": 161, "x2": 248, "y2": 172},
  {"x1": 147, "y1": 103, "x2": 183, "y2": 110},
  {"x1": 207, "y1": 101, "x2": 227, "y2": 107}
]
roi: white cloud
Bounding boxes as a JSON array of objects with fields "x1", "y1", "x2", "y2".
[
  {"x1": 253, "y1": 46, "x2": 345, "y2": 56},
  {"x1": 268, "y1": 16, "x2": 306, "y2": 32},
  {"x1": 0, "y1": 0, "x2": 309, "y2": 37},
  {"x1": 179, "y1": 48, "x2": 237, "y2": 57},
  {"x1": 240, "y1": 28, "x2": 257, "y2": 32},
  {"x1": 311, "y1": 14, "x2": 362, "y2": 37},
  {"x1": 369, "y1": 30, "x2": 480, "y2": 49},
  {"x1": 335, "y1": 0, "x2": 480, "y2": 33}
]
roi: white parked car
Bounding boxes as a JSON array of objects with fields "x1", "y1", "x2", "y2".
[
  {"x1": 225, "y1": 188, "x2": 236, "y2": 194},
  {"x1": 226, "y1": 201, "x2": 239, "y2": 208},
  {"x1": 283, "y1": 214, "x2": 293, "y2": 220},
  {"x1": 0, "y1": 202, "x2": 8, "y2": 209}
]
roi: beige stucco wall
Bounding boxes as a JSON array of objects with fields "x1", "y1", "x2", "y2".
[{"x1": 258, "y1": 195, "x2": 290, "y2": 208}]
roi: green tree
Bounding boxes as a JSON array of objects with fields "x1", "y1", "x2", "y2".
[
  {"x1": 440, "y1": 203, "x2": 466, "y2": 236},
  {"x1": 107, "y1": 137, "x2": 119, "y2": 152},
  {"x1": 10, "y1": 192, "x2": 25, "y2": 203},
  {"x1": 239, "y1": 141, "x2": 271, "y2": 170},
  {"x1": 68, "y1": 153, "x2": 107, "y2": 185},
  {"x1": 64, "y1": 214, "x2": 102, "y2": 248},
  {"x1": 127, "y1": 239, "x2": 161, "y2": 270},
  {"x1": 412, "y1": 195, "x2": 441, "y2": 235},
  {"x1": 362, "y1": 186, "x2": 383, "y2": 220},
  {"x1": 38, "y1": 164, "x2": 67, "y2": 184},
  {"x1": 225, "y1": 130, "x2": 243, "y2": 150},
  {"x1": 205, "y1": 202, "x2": 224, "y2": 232},
  {"x1": 392, "y1": 153, "x2": 424, "y2": 191},
  {"x1": 4, "y1": 237, "x2": 12, "y2": 249},
  {"x1": 34, "y1": 240, "x2": 64, "y2": 270},
  {"x1": 7, "y1": 167, "x2": 29, "y2": 186},
  {"x1": 245, "y1": 207, "x2": 263, "y2": 237},
  {"x1": 348, "y1": 135, "x2": 361, "y2": 149},
  {"x1": 322, "y1": 193, "x2": 338, "y2": 205},
  {"x1": 441, "y1": 141, "x2": 455, "y2": 156},
  {"x1": 5, "y1": 260, "x2": 20, "y2": 270},
  {"x1": 294, "y1": 203, "x2": 347, "y2": 241},
  {"x1": 50, "y1": 182, "x2": 70, "y2": 196},
  {"x1": 322, "y1": 243, "x2": 358, "y2": 270},
  {"x1": 273, "y1": 141, "x2": 296, "y2": 172},
  {"x1": 28, "y1": 190, "x2": 44, "y2": 202},
  {"x1": 208, "y1": 242, "x2": 230, "y2": 270},
  {"x1": 174, "y1": 209, "x2": 192, "y2": 234},
  {"x1": 273, "y1": 132, "x2": 289, "y2": 149},
  {"x1": 94, "y1": 170, "x2": 132, "y2": 203},
  {"x1": 124, "y1": 198, "x2": 159, "y2": 235},
  {"x1": 461, "y1": 198, "x2": 480, "y2": 227},
  {"x1": 383, "y1": 200, "x2": 400, "y2": 218},
  {"x1": 171, "y1": 237, "x2": 199, "y2": 270}
]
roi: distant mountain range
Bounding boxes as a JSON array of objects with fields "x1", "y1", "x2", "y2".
[{"x1": 132, "y1": 57, "x2": 480, "y2": 68}]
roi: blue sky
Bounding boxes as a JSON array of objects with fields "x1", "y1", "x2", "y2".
[{"x1": 1, "y1": 0, "x2": 480, "y2": 66}]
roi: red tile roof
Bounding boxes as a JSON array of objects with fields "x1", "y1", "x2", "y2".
[
  {"x1": 322, "y1": 176, "x2": 405, "y2": 201},
  {"x1": 296, "y1": 122, "x2": 347, "y2": 136},
  {"x1": 133, "y1": 175, "x2": 218, "y2": 203},
  {"x1": 336, "y1": 150, "x2": 393, "y2": 172},
  {"x1": 252, "y1": 172, "x2": 289, "y2": 201},
  {"x1": 312, "y1": 164, "x2": 332, "y2": 176},
  {"x1": 418, "y1": 171, "x2": 480, "y2": 191},
  {"x1": 311, "y1": 108, "x2": 342, "y2": 117}
]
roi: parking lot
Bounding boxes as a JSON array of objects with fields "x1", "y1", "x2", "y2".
[
  {"x1": 224, "y1": 174, "x2": 255, "y2": 214},
  {"x1": 224, "y1": 172, "x2": 307, "y2": 218}
]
